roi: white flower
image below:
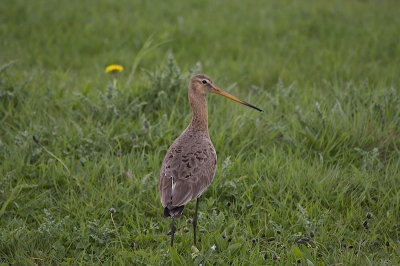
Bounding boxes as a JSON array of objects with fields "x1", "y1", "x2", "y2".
[{"x1": 211, "y1": 244, "x2": 216, "y2": 251}]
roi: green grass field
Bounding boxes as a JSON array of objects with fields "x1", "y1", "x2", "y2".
[{"x1": 1, "y1": 0, "x2": 400, "y2": 265}]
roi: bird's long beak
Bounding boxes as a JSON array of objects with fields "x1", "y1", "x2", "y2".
[{"x1": 212, "y1": 87, "x2": 263, "y2": 112}]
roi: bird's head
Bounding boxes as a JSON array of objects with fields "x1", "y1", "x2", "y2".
[
  {"x1": 189, "y1": 74, "x2": 263, "y2": 112},
  {"x1": 189, "y1": 74, "x2": 216, "y2": 95}
]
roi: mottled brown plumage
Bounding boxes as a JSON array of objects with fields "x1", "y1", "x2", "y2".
[{"x1": 159, "y1": 74, "x2": 262, "y2": 246}]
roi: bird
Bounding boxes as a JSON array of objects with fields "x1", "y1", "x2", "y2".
[{"x1": 159, "y1": 74, "x2": 263, "y2": 247}]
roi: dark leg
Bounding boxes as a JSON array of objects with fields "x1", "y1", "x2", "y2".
[
  {"x1": 193, "y1": 197, "x2": 200, "y2": 245},
  {"x1": 170, "y1": 217, "x2": 176, "y2": 247}
]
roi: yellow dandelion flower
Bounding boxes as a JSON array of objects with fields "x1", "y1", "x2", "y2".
[{"x1": 105, "y1": 64, "x2": 124, "y2": 73}]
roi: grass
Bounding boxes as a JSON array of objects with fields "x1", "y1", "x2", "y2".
[{"x1": 1, "y1": 0, "x2": 400, "y2": 265}]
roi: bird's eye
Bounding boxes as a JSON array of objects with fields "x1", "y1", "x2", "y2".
[{"x1": 201, "y1": 80, "x2": 207, "y2": 84}]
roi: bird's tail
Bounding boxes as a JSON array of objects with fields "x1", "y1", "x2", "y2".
[{"x1": 163, "y1": 204, "x2": 185, "y2": 218}]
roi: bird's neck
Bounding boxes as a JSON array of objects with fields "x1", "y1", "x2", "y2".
[{"x1": 189, "y1": 94, "x2": 209, "y2": 133}]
